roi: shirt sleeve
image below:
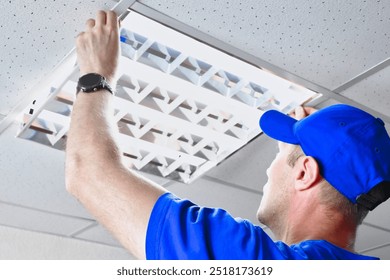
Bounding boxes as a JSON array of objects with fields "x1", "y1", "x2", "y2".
[{"x1": 145, "y1": 192, "x2": 287, "y2": 260}]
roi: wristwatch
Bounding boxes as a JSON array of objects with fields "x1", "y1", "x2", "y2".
[{"x1": 76, "y1": 73, "x2": 114, "y2": 95}]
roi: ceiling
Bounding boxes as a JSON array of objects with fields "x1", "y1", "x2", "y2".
[{"x1": 0, "y1": 0, "x2": 389, "y2": 259}]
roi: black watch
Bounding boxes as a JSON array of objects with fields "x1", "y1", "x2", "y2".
[{"x1": 76, "y1": 73, "x2": 114, "y2": 95}]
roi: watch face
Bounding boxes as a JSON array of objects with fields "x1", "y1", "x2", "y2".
[
  {"x1": 77, "y1": 73, "x2": 113, "y2": 94},
  {"x1": 79, "y1": 73, "x2": 103, "y2": 88}
]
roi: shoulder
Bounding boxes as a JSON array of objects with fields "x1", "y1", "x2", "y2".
[
  {"x1": 146, "y1": 193, "x2": 285, "y2": 259},
  {"x1": 286, "y1": 240, "x2": 379, "y2": 260}
]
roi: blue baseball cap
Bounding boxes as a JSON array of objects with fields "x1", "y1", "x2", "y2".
[{"x1": 259, "y1": 104, "x2": 390, "y2": 210}]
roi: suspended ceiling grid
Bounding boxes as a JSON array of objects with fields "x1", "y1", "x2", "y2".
[{"x1": 0, "y1": 0, "x2": 390, "y2": 259}]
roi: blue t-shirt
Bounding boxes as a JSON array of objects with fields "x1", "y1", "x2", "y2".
[{"x1": 146, "y1": 193, "x2": 378, "y2": 260}]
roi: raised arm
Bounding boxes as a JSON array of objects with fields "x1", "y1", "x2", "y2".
[{"x1": 65, "y1": 10, "x2": 167, "y2": 259}]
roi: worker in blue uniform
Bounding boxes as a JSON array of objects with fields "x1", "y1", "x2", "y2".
[{"x1": 65, "y1": 11, "x2": 390, "y2": 259}]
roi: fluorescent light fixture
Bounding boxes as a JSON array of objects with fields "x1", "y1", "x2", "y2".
[{"x1": 16, "y1": 11, "x2": 320, "y2": 183}]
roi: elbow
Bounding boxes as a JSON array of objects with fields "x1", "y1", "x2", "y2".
[{"x1": 65, "y1": 149, "x2": 124, "y2": 197}]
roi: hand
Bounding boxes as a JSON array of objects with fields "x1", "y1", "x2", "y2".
[
  {"x1": 289, "y1": 106, "x2": 318, "y2": 120},
  {"x1": 76, "y1": 11, "x2": 120, "y2": 84}
]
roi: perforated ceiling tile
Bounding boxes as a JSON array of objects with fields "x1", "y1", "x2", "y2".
[
  {"x1": 139, "y1": 0, "x2": 390, "y2": 89},
  {"x1": 0, "y1": 0, "x2": 117, "y2": 116},
  {"x1": 340, "y1": 66, "x2": 390, "y2": 118},
  {"x1": 16, "y1": 11, "x2": 318, "y2": 183}
]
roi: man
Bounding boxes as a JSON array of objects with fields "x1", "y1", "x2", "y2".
[{"x1": 66, "y1": 11, "x2": 390, "y2": 259}]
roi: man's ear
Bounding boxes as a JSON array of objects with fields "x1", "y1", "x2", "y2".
[{"x1": 294, "y1": 156, "x2": 322, "y2": 191}]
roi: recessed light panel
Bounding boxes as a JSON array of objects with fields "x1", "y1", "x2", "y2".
[{"x1": 17, "y1": 11, "x2": 320, "y2": 183}]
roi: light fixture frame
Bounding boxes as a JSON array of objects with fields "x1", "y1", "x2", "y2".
[{"x1": 16, "y1": 3, "x2": 320, "y2": 183}]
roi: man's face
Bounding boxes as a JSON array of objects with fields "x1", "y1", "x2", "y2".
[{"x1": 257, "y1": 142, "x2": 295, "y2": 230}]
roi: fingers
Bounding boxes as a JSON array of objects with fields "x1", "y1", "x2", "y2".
[
  {"x1": 95, "y1": 10, "x2": 107, "y2": 27},
  {"x1": 85, "y1": 18, "x2": 95, "y2": 30},
  {"x1": 106, "y1": 11, "x2": 119, "y2": 28},
  {"x1": 294, "y1": 106, "x2": 305, "y2": 120},
  {"x1": 289, "y1": 106, "x2": 318, "y2": 120},
  {"x1": 303, "y1": 107, "x2": 318, "y2": 115},
  {"x1": 94, "y1": 10, "x2": 118, "y2": 28}
]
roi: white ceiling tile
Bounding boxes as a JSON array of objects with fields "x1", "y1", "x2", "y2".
[
  {"x1": 364, "y1": 199, "x2": 390, "y2": 231},
  {"x1": 0, "y1": 123, "x2": 170, "y2": 219},
  {"x1": 206, "y1": 134, "x2": 277, "y2": 192},
  {"x1": 0, "y1": 0, "x2": 116, "y2": 116},
  {"x1": 140, "y1": 0, "x2": 390, "y2": 89},
  {"x1": 340, "y1": 66, "x2": 390, "y2": 118},
  {"x1": 0, "y1": 224, "x2": 133, "y2": 260},
  {"x1": 361, "y1": 244, "x2": 390, "y2": 260},
  {"x1": 0, "y1": 124, "x2": 91, "y2": 218},
  {"x1": 166, "y1": 178, "x2": 263, "y2": 226},
  {"x1": 356, "y1": 224, "x2": 390, "y2": 254},
  {"x1": 0, "y1": 203, "x2": 93, "y2": 236}
]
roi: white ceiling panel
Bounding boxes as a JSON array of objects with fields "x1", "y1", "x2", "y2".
[
  {"x1": 364, "y1": 197, "x2": 390, "y2": 231},
  {"x1": 0, "y1": 124, "x2": 171, "y2": 219},
  {"x1": 362, "y1": 244, "x2": 390, "y2": 260},
  {"x1": 340, "y1": 66, "x2": 390, "y2": 118},
  {"x1": 0, "y1": 124, "x2": 91, "y2": 218},
  {"x1": 205, "y1": 133, "x2": 277, "y2": 192},
  {"x1": 140, "y1": 0, "x2": 390, "y2": 90},
  {"x1": 0, "y1": 225, "x2": 133, "y2": 260},
  {"x1": 0, "y1": 0, "x2": 117, "y2": 116},
  {"x1": 356, "y1": 224, "x2": 390, "y2": 254},
  {"x1": 166, "y1": 177, "x2": 263, "y2": 226},
  {"x1": 0, "y1": 203, "x2": 93, "y2": 236}
]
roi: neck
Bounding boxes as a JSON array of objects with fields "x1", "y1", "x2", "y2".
[{"x1": 271, "y1": 197, "x2": 357, "y2": 252}]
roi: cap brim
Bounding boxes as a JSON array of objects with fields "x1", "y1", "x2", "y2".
[{"x1": 259, "y1": 110, "x2": 299, "y2": 144}]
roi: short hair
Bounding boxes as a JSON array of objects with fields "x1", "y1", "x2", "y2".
[{"x1": 286, "y1": 145, "x2": 369, "y2": 225}]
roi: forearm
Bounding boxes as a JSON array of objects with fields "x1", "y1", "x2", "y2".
[
  {"x1": 65, "y1": 89, "x2": 118, "y2": 189},
  {"x1": 65, "y1": 88, "x2": 166, "y2": 259}
]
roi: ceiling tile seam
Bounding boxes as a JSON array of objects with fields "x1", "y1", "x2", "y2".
[
  {"x1": 0, "y1": 200, "x2": 95, "y2": 223},
  {"x1": 362, "y1": 221, "x2": 390, "y2": 233},
  {"x1": 332, "y1": 57, "x2": 390, "y2": 93},
  {"x1": 68, "y1": 221, "x2": 99, "y2": 238},
  {"x1": 131, "y1": 2, "x2": 390, "y2": 124},
  {"x1": 357, "y1": 242, "x2": 390, "y2": 255},
  {"x1": 0, "y1": 223, "x2": 128, "y2": 250},
  {"x1": 161, "y1": 180, "x2": 177, "y2": 188},
  {"x1": 202, "y1": 175, "x2": 263, "y2": 196},
  {"x1": 73, "y1": 236, "x2": 125, "y2": 249},
  {"x1": 0, "y1": 222, "x2": 78, "y2": 240}
]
